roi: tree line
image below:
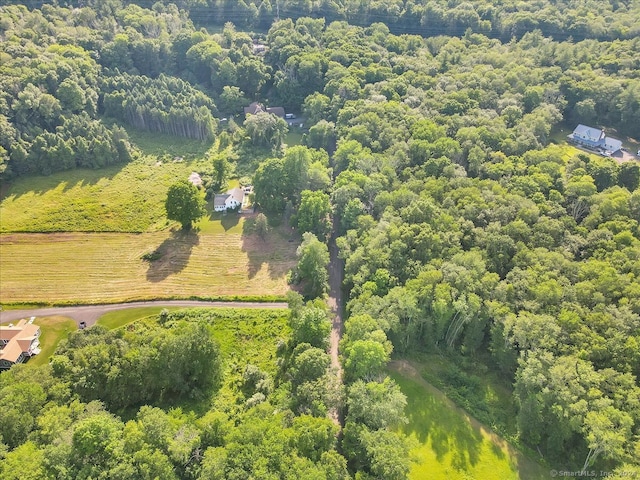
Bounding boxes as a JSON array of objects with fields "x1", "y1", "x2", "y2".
[
  {"x1": 9, "y1": 0, "x2": 639, "y2": 41},
  {"x1": 102, "y1": 73, "x2": 218, "y2": 140}
]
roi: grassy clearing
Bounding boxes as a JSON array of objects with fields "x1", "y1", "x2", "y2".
[
  {"x1": 0, "y1": 127, "x2": 216, "y2": 233},
  {"x1": 124, "y1": 126, "x2": 214, "y2": 159},
  {"x1": 0, "y1": 156, "x2": 212, "y2": 233},
  {"x1": 25, "y1": 316, "x2": 76, "y2": 367},
  {"x1": 284, "y1": 130, "x2": 304, "y2": 147},
  {"x1": 389, "y1": 360, "x2": 548, "y2": 480},
  {"x1": 150, "y1": 308, "x2": 290, "y2": 412},
  {"x1": 96, "y1": 307, "x2": 179, "y2": 330},
  {"x1": 0, "y1": 222, "x2": 297, "y2": 304},
  {"x1": 414, "y1": 353, "x2": 519, "y2": 440}
]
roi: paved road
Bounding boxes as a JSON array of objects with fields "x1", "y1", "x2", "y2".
[{"x1": 0, "y1": 300, "x2": 288, "y2": 328}]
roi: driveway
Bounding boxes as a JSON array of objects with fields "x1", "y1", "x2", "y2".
[{"x1": 0, "y1": 300, "x2": 288, "y2": 328}]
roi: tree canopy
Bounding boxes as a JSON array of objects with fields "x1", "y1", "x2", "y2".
[{"x1": 165, "y1": 180, "x2": 206, "y2": 230}]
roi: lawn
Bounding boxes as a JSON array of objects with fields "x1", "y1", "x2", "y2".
[
  {"x1": 390, "y1": 360, "x2": 548, "y2": 480},
  {"x1": 96, "y1": 307, "x2": 179, "y2": 330},
  {"x1": 0, "y1": 223, "x2": 297, "y2": 305},
  {"x1": 25, "y1": 315, "x2": 76, "y2": 367},
  {"x1": 284, "y1": 130, "x2": 304, "y2": 147}
]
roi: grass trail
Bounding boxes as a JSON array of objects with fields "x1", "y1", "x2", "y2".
[{"x1": 389, "y1": 360, "x2": 548, "y2": 480}]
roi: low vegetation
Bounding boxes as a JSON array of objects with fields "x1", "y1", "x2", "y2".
[
  {"x1": 96, "y1": 307, "x2": 178, "y2": 330},
  {"x1": 389, "y1": 362, "x2": 548, "y2": 480},
  {"x1": 0, "y1": 307, "x2": 350, "y2": 479},
  {"x1": 0, "y1": 225, "x2": 296, "y2": 305}
]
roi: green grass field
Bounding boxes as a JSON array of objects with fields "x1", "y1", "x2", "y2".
[
  {"x1": 26, "y1": 316, "x2": 76, "y2": 367},
  {"x1": 413, "y1": 353, "x2": 519, "y2": 440},
  {"x1": 0, "y1": 222, "x2": 296, "y2": 304},
  {"x1": 124, "y1": 127, "x2": 214, "y2": 159},
  {"x1": 0, "y1": 156, "x2": 211, "y2": 233},
  {"x1": 96, "y1": 307, "x2": 179, "y2": 330},
  {"x1": 284, "y1": 130, "x2": 304, "y2": 147},
  {"x1": 390, "y1": 360, "x2": 548, "y2": 480}
]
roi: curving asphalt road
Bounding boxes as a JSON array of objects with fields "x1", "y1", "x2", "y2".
[{"x1": 0, "y1": 300, "x2": 288, "y2": 328}]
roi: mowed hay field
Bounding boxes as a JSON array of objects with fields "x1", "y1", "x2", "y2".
[
  {"x1": 0, "y1": 226, "x2": 296, "y2": 304},
  {"x1": 0, "y1": 131, "x2": 299, "y2": 304}
]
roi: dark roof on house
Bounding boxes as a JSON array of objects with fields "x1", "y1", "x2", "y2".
[
  {"x1": 214, "y1": 194, "x2": 230, "y2": 207},
  {"x1": 244, "y1": 102, "x2": 285, "y2": 118},
  {"x1": 266, "y1": 106, "x2": 285, "y2": 118},
  {"x1": 244, "y1": 102, "x2": 263, "y2": 116}
]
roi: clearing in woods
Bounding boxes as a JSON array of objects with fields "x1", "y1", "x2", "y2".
[
  {"x1": 389, "y1": 360, "x2": 548, "y2": 480},
  {"x1": 0, "y1": 130, "x2": 299, "y2": 305}
]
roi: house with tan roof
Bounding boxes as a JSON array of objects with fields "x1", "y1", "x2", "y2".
[{"x1": 0, "y1": 319, "x2": 41, "y2": 370}]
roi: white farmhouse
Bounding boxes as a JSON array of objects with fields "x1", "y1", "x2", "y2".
[{"x1": 214, "y1": 187, "x2": 244, "y2": 212}]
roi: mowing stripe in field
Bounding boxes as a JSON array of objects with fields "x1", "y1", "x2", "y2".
[{"x1": 0, "y1": 229, "x2": 296, "y2": 304}]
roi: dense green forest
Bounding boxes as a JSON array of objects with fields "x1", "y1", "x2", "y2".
[
  {"x1": 1, "y1": 0, "x2": 640, "y2": 478},
  {"x1": 3, "y1": 0, "x2": 640, "y2": 41},
  {"x1": 0, "y1": 307, "x2": 355, "y2": 479}
]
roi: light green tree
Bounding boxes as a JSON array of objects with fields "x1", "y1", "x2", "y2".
[{"x1": 292, "y1": 232, "x2": 330, "y2": 298}]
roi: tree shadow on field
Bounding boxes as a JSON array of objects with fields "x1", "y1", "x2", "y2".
[
  {"x1": 146, "y1": 229, "x2": 200, "y2": 282},
  {"x1": 1, "y1": 166, "x2": 123, "y2": 203},
  {"x1": 241, "y1": 214, "x2": 299, "y2": 280},
  {"x1": 390, "y1": 366, "x2": 484, "y2": 473},
  {"x1": 220, "y1": 212, "x2": 240, "y2": 231}
]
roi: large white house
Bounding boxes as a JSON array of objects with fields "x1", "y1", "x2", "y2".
[
  {"x1": 0, "y1": 319, "x2": 41, "y2": 370},
  {"x1": 567, "y1": 124, "x2": 622, "y2": 154},
  {"x1": 214, "y1": 187, "x2": 244, "y2": 212}
]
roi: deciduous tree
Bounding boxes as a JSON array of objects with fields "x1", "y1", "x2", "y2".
[{"x1": 165, "y1": 180, "x2": 206, "y2": 230}]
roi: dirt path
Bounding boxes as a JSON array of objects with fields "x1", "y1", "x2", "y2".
[
  {"x1": 0, "y1": 300, "x2": 288, "y2": 328},
  {"x1": 327, "y1": 235, "x2": 345, "y2": 425}
]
